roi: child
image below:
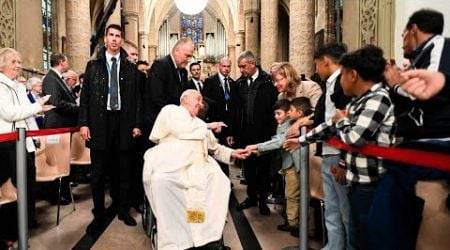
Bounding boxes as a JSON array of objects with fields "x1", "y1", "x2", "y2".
[
  {"x1": 246, "y1": 97, "x2": 313, "y2": 234},
  {"x1": 284, "y1": 45, "x2": 396, "y2": 249}
]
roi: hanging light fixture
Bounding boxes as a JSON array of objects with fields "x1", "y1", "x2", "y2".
[{"x1": 174, "y1": 0, "x2": 208, "y2": 15}]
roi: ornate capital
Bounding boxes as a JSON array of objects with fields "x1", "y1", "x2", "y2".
[
  {"x1": 360, "y1": 0, "x2": 377, "y2": 45},
  {"x1": 0, "y1": 0, "x2": 15, "y2": 48}
]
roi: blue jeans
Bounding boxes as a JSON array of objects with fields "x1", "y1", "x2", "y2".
[
  {"x1": 368, "y1": 169, "x2": 423, "y2": 250},
  {"x1": 348, "y1": 183, "x2": 376, "y2": 250},
  {"x1": 321, "y1": 155, "x2": 352, "y2": 250}
]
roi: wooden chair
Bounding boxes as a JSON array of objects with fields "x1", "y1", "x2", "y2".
[
  {"x1": 0, "y1": 178, "x2": 17, "y2": 206},
  {"x1": 35, "y1": 132, "x2": 74, "y2": 225}
]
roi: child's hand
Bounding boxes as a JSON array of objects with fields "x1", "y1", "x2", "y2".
[
  {"x1": 283, "y1": 138, "x2": 300, "y2": 152},
  {"x1": 331, "y1": 166, "x2": 346, "y2": 185},
  {"x1": 245, "y1": 145, "x2": 258, "y2": 154},
  {"x1": 333, "y1": 109, "x2": 348, "y2": 123},
  {"x1": 285, "y1": 122, "x2": 300, "y2": 138}
]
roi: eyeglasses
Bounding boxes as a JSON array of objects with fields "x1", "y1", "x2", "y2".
[{"x1": 273, "y1": 77, "x2": 285, "y2": 83}]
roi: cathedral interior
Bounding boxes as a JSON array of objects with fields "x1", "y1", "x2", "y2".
[{"x1": 1, "y1": 0, "x2": 450, "y2": 249}]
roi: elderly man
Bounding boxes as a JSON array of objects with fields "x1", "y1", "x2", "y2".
[
  {"x1": 145, "y1": 38, "x2": 194, "y2": 138},
  {"x1": 143, "y1": 90, "x2": 248, "y2": 250}
]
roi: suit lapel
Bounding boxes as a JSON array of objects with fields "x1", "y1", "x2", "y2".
[{"x1": 50, "y1": 70, "x2": 76, "y2": 102}]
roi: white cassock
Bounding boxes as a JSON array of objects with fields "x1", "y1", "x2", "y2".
[{"x1": 143, "y1": 105, "x2": 232, "y2": 250}]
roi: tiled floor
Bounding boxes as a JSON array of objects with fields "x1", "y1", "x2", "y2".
[{"x1": 22, "y1": 166, "x2": 322, "y2": 250}]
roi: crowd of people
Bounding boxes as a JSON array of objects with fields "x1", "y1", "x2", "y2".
[{"x1": 1, "y1": 7, "x2": 450, "y2": 250}]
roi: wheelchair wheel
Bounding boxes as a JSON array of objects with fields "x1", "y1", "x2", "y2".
[{"x1": 142, "y1": 195, "x2": 157, "y2": 249}]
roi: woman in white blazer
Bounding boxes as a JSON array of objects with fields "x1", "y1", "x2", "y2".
[{"x1": 0, "y1": 47, "x2": 53, "y2": 232}]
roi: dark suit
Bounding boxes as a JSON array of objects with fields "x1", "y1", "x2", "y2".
[
  {"x1": 203, "y1": 73, "x2": 237, "y2": 176},
  {"x1": 42, "y1": 69, "x2": 79, "y2": 128},
  {"x1": 233, "y1": 69, "x2": 278, "y2": 202},
  {"x1": 78, "y1": 47, "x2": 142, "y2": 218},
  {"x1": 145, "y1": 55, "x2": 187, "y2": 135},
  {"x1": 183, "y1": 79, "x2": 204, "y2": 93},
  {"x1": 41, "y1": 69, "x2": 79, "y2": 202}
]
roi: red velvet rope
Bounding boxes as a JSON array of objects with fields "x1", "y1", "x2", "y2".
[
  {"x1": 326, "y1": 137, "x2": 450, "y2": 172},
  {"x1": 1, "y1": 127, "x2": 448, "y2": 171},
  {"x1": 0, "y1": 127, "x2": 78, "y2": 143}
]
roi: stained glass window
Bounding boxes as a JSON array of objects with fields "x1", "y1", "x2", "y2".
[
  {"x1": 42, "y1": 0, "x2": 52, "y2": 70},
  {"x1": 180, "y1": 14, "x2": 203, "y2": 48}
]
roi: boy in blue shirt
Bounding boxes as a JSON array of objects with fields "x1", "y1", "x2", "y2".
[{"x1": 246, "y1": 97, "x2": 313, "y2": 234}]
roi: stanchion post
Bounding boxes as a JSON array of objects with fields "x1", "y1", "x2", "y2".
[
  {"x1": 16, "y1": 128, "x2": 28, "y2": 250},
  {"x1": 282, "y1": 126, "x2": 310, "y2": 250},
  {"x1": 299, "y1": 126, "x2": 310, "y2": 250}
]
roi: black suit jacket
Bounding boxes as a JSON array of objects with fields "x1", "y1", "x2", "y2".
[
  {"x1": 146, "y1": 55, "x2": 187, "y2": 131},
  {"x1": 78, "y1": 47, "x2": 142, "y2": 150},
  {"x1": 183, "y1": 79, "x2": 204, "y2": 94},
  {"x1": 233, "y1": 69, "x2": 278, "y2": 147},
  {"x1": 313, "y1": 74, "x2": 351, "y2": 156},
  {"x1": 42, "y1": 69, "x2": 79, "y2": 128},
  {"x1": 203, "y1": 73, "x2": 237, "y2": 138}
]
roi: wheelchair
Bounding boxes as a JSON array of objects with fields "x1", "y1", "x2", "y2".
[
  {"x1": 142, "y1": 193, "x2": 229, "y2": 249},
  {"x1": 142, "y1": 194, "x2": 157, "y2": 249}
]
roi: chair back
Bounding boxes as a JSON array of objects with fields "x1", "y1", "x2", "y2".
[
  {"x1": 309, "y1": 143, "x2": 324, "y2": 200},
  {"x1": 0, "y1": 178, "x2": 17, "y2": 205},
  {"x1": 35, "y1": 132, "x2": 71, "y2": 182},
  {"x1": 70, "y1": 132, "x2": 91, "y2": 165}
]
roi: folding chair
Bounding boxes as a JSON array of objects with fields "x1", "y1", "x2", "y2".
[
  {"x1": 309, "y1": 143, "x2": 327, "y2": 245},
  {"x1": 35, "y1": 132, "x2": 74, "y2": 225},
  {"x1": 70, "y1": 132, "x2": 90, "y2": 165}
]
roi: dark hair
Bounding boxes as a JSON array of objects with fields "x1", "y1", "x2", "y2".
[
  {"x1": 339, "y1": 45, "x2": 386, "y2": 83},
  {"x1": 406, "y1": 9, "x2": 444, "y2": 35},
  {"x1": 50, "y1": 52, "x2": 67, "y2": 67},
  {"x1": 105, "y1": 24, "x2": 124, "y2": 36},
  {"x1": 314, "y1": 42, "x2": 348, "y2": 63},
  {"x1": 273, "y1": 99, "x2": 291, "y2": 112},
  {"x1": 78, "y1": 73, "x2": 85, "y2": 80},
  {"x1": 136, "y1": 60, "x2": 149, "y2": 67},
  {"x1": 189, "y1": 62, "x2": 201, "y2": 71},
  {"x1": 290, "y1": 97, "x2": 313, "y2": 116}
]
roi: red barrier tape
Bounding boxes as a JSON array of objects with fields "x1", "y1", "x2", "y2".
[
  {"x1": 0, "y1": 127, "x2": 78, "y2": 143},
  {"x1": 326, "y1": 137, "x2": 450, "y2": 172}
]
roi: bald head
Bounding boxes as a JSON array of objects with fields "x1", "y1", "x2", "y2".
[
  {"x1": 63, "y1": 69, "x2": 78, "y2": 88},
  {"x1": 171, "y1": 38, "x2": 194, "y2": 69},
  {"x1": 218, "y1": 57, "x2": 232, "y2": 77},
  {"x1": 122, "y1": 40, "x2": 139, "y2": 63}
]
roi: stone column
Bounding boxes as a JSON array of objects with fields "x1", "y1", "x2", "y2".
[
  {"x1": 234, "y1": 31, "x2": 245, "y2": 76},
  {"x1": 260, "y1": 0, "x2": 278, "y2": 71},
  {"x1": 228, "y1": 45, "x2": 236, "y2": 78},
  {"x1": 66, "y1": 0, "x2": 91, "y2": 73},
  {"x1": 148, "y1": 45, "x2": 157, "y2": 66},
  {"x1": 123, "y1": 0, "x2": 138, "y2": 44},
  {"x1": 106, "y1": 0, "x2": 121, "y2": 26},
  {"x1": 244, "y1": 10, "x2": 259, "y2": 59},
  {"x1": 139, "y1": 31, "x2": 149, "y2": 62},
  {"x1": 290, "y1": 0, "x2": 315, "y2": 77}
]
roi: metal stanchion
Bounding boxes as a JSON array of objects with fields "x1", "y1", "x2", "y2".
[
  {"x1": 283, "y1": 126, "x2": 310, "y2": 250},
  {"x1": 16, "y1": 128, "x2": 28, "y2": 250}
]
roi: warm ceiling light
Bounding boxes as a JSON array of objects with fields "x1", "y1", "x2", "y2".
[{"x1": 174, "y1": 0, "x2": 208, "y2": 15}]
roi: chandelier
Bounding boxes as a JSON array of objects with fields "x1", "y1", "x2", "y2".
[{"x1": 174, "y1": 0, "x2": 208, "y2": 15}]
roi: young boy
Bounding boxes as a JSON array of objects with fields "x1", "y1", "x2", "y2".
[
  {"x1": 246, "y1": 97, "x2": 313, "y2": 234},
  {"x1": 284, "y1": 45, "x2": 396, "y2": 249}
]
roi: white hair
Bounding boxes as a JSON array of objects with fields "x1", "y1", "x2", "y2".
[{"x1": 180, "y1": 89, "x2": 200, "y2": 104}]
